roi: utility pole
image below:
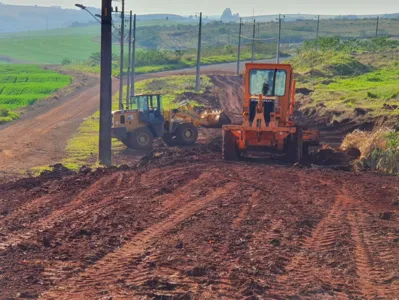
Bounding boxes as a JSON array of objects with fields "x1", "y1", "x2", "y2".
[
  {"x1": 99, "y1": 0, "x2": 113, "y2": 166},
  {"x1": 126, "y1": 11, "x2": 132, "y2": 108},
  {"x1": 257, "y1": 22, "x2": 260, "y2": 38},
  {"x1": 130, "y1": 14, "x2": 137, "y2": 98},
  {"x1": 195, "y1": 12, "x2": 202, "y2": 92},
  {"x1": 118, "y1": 0, "x2": 125, "y2": 110},
  {"x1": 237, "y1": 18, "x2": 242, "y2": 75},
  {"x1": 252, "y1": 19, "x2": 256, "y2": 63},
  {"x1": 276, "y1": 14, "x2": 282, "y2": 63},
  {"x1": 375, "y1": 16, "x2": 379, "y2": 37},
  {"x1": 315, "y1": 15, "x2": 320, "y2": 52}
]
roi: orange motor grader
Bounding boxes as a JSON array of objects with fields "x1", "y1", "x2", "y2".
[{"x1": 222, "y1": 63, "x2": 319, "y2": 162}]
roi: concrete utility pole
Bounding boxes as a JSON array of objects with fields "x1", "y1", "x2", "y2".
[
  {"x1": 130, "y1": 14, "x2": 137, "y2": 98},
  {"x1": 99, "y1": 0, "x2": 113, "y2": 166},
  {"x1": 118, "y1": 0, "x2": 125, "y2": 110},
  {"x1": 252, "y1": 19, "x2": 256, "y2": 63},
  {"x1": 126, "y1": 11, "x2": 132, "y2": 108},
  {"x1": 276, "y1": 14, "x2": 282, "y2": 63},
  {"x1": 237, "y1": 18, "x2": 242, "y2": 75},
  {"x1": 195, "y1": 12, "x2": 202, "y2": 92},
  {"x1": 375, "y1": 16, "x2": 379, "y2": 37},
  {"x1": 316, "y1": 15, "x2": 320, "y2": 52}
]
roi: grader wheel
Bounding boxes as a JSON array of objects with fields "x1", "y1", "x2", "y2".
[
  {"x1": 285, "y1": 126, "x2": 305, "y2": 163},
  {"x1": 222, "y1": 130, "x2": 240, "y2": 161}
]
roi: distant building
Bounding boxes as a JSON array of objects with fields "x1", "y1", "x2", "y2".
[{"x1": 221, "y1": 8, "x2": 239, "y2": 22}]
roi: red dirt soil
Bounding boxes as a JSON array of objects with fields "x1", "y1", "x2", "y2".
[
  {"x1": 0, "y1": 149, "x2": 398, "y2": 299},
  {"x1": 0, "y1": 75, "x2": 398, "y2": 300}
]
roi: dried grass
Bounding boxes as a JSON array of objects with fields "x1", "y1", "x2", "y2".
[{"x1": 341, "y1": 128, "x2": 399, "y2": 174}]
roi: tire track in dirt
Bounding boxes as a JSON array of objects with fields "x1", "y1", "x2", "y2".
[
  {"x1": 271, "y1": 184, "x2": 351, "y2": 298},
  {"x1": 347, "y1": 201, "x2": 399, "y2": 298},
  {"x1": 203, "y1": 188, "x2": 261, "y2": 299},
  {"x1": 0, "y1": 172, "x2": 126, "y2": 250},
  {"x1": 28, "y1": 168, "x2": 214, "y2": 288},
  {"x1": 40, "y1": 182, "x2": 237, "y2": 299}
]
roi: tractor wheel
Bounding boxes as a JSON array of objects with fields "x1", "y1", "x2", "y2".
[
  {"x1": 125, "y1": 127, "x2": 154, "y2": 150},
  {"x1": 162, "y1": 133, "x2": 177, "y2": 147},
  {"x1": 175, "y1": 123, "x2": 198, "y2": 146},
  {"x1": 222, "y1": 130, "x2": 240, "y2": 161}
]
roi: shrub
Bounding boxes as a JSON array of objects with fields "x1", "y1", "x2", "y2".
[{"x1": 61, "y1": 58, "x2": 72, "y2": 65}]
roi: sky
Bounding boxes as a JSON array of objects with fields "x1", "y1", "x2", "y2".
[{"x1": 2, "y1": 0, "x2": 399, "y2": 16}]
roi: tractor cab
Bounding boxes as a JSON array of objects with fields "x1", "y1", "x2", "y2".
[
  {"x1": 130, "y1": 94, "x2": 164, "y2": 123},
  {"x1": 112, "y1": 94, "x2": 165, "y2": 150}
]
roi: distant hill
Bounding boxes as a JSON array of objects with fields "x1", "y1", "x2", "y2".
[
  {"x1": 0, "y1": 3, "x2": 101, "y2": 33},
  {"x1": 0, "y1": 3, "x2": 189, "y2": 33},
  {"x1": 240, "y1": 13, "x2": 399, "y2": 23}
]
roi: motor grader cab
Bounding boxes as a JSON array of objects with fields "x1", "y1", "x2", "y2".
[
  {"x1": 222, "y1": 63, "x2": 319, "y2": 162},
  {"x1": 112, "y1": 93, "x2": 231, "y2": 150}
]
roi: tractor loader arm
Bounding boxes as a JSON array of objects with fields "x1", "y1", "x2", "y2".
[{"x1": 166, "y1": 103, "x2": 231, "y2": 128}]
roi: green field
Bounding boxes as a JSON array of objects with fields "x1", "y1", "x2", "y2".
[{"x1": 0, "y1": 64, "x2": 71, "y2": 123}]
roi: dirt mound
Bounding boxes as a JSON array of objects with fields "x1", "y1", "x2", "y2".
[
  {"x1": 305, "y1": 147, "x2": 360, "y2": 167},
  {"x1": 39, "y1": 163, "x2": 76, "y2": 179}
]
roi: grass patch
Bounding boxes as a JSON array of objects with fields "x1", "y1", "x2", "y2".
[
  {"x1": 309, "y1": 65, "x2": 399, "y2": 120},
  {"x1": 0, "y1": 64, "x2": 71, "y2": 124},
  {"x1": 291, "y1": 38, "x2": 399, "y2": 123},
  {"x1": 62, "y1": 75, "x2": 212, "y2": 169}
]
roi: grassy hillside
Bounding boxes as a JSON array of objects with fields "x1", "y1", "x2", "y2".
[
  {"x1": 0, "y1": 64, "x2": 71, "y2": 123},
  {"x1": 290, "y1": 37, "x2": 399, "y2": 124}
]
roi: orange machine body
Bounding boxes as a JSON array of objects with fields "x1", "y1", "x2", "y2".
[{"x1": 222, "y1": 63, "x2": 319, "y2": 160}]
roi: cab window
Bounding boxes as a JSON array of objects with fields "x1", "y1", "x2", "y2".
[
  {"x1": 136, "y1": 96, "x2": 148, "y2": 112},
  {"x1": 249, "y1": 69, "x2": 287, "y2": 96}
]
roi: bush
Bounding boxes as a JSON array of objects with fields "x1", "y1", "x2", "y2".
[{"x1": 61, "y1": 58, "x2": 72, "y2": 65}]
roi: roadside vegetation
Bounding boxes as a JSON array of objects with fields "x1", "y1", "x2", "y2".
[
  {"x1": 0, "y1": 64, "x2": 71, "y2": 124},
  {"x1": 61, "y1": 75, "x2": 212, "y2": 170}
]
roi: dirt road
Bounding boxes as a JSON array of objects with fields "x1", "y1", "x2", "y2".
[
  {"x1": 0, "y1": 77, "x2": 118, "y2": 175},
  {"x1": 0, "y1": 146, "x2": 397, "y2": 299}
]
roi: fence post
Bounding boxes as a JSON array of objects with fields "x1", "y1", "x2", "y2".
[{"x1": 237, "y1": 18, "x2": 242, "y2": 75}]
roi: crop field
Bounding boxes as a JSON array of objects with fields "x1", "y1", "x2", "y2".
[{"x1": 0, "y1": 64, "x2": 71, "y2": 123}]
